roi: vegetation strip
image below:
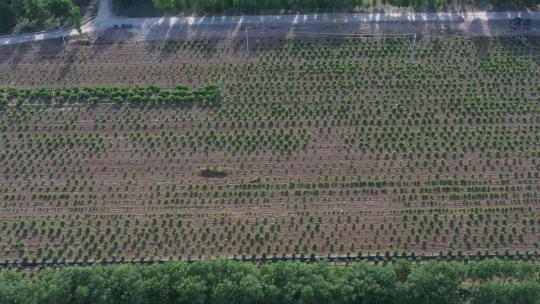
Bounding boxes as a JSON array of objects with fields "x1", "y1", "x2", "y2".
[
  {"x1": 0, "y1": 85, "x2": 223, "y2": 107},
  {"x1": 117, "y1": 0, "x2": 539, "y2": 15},
  {"x1": 1, "y1": 251, "x2": 540, "y2": 268},
  {"x1": 1, "y1": 0, "x2": 82, "y2": 34},
  {"x1": 3, "y1": 259, "x2": 540, "y2": 303}
]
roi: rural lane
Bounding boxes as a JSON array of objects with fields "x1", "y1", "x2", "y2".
[{"x1": 1, "y1": 0, "x2": 539, "y2": 45}]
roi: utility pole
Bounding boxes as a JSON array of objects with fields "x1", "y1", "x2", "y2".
[
  {"x1": 245, "y1": 25, "x2": 250, "y2": 58},
  {"x1": 411, "y1": 33, "x2": 416, "y2": 61},
  {"x1": 58, "y1": 22, "x2": 67, "y2": 49}
]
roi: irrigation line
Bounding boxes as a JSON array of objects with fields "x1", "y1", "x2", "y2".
[
  {"x1": 58, "y1": 22, "x2": 67, "y2": 49},
  {"x1": 2, "y1": 252, "x2": 539, "y2": 268},
  {"x1": 411, "y1": 33, "x2": 417, "y2": 61},
  {"x1": 2, "y1": 34, "x2": 536, "y2": 60},
  {"x1": 200, "y1": 32, "x2": 528, "y2": 39},
  {"x1": 288, "y1": 31, "x2": 417, "y2": 37},
  {"x1": 4, "y1": 54, "x2": 540, "y2": 69},
  {"x1": 245, "y1": 24, "x2": 250, "y2": 58}
]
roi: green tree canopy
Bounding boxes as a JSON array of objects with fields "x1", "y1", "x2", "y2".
[{"x1": 0, "y1": 259, "x2": 539, "y2": 304}]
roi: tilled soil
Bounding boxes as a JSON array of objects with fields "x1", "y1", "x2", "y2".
[{"x1": 0, "y1": 35, "x2": 538, "y2": 264}]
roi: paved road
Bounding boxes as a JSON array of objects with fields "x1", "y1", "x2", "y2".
[{"x1": 1, "y1": 0, "x2": 539, "y2": 45}]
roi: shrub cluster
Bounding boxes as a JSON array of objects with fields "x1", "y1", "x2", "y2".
[
  {"x1": 0, "y1": 0, "x2": 81, "y2": 33},
  {"x1": 2, "y1": 259, "x2": 540, "y2": 304}
]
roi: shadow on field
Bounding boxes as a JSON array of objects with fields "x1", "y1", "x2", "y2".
[
  {"x1": 4, "y1": 44, "x2": 31, "y2": 66},
  {"x1": 471, "y1": 35, "x2": 490, "y2": 57},
  {"x1": 54, "y1": 45, "x2": 83, "y2": 85},
  {"x1": 36, "y1": 39, "x2": 67, "y2": 63},
  {"x1": 0, "y1": 44, "x2": 18, "y2": 65}
]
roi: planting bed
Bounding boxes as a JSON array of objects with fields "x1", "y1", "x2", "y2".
[{"x1": 0, "y1": 35, "x2": 539, "y2": 264}]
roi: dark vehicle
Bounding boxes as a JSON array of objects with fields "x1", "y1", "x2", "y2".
[
  {"x1": 523, "y1": 19, "x2": 531, "y2": 30},
  {"x1": 510, "y1": 17, "x2": 521, "y2": 30}
]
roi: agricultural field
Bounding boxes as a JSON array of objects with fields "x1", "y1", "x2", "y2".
[{"x1": 0, "y1": 35, "x2": 539, "y2": 264}]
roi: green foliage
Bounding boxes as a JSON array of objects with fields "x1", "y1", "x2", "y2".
[
  {"x1": 0, "y1": 0, "x2": 17, "y2": 32},
  {"x1": 195, "y1": 85, "x2": 222, "y2": 107},
  {"x1": 22, "y1": 0, "x2": 48, "y2": 21},
  {"x1": 470, "y1": 281, "x2": 540, "y2": 304},
  {"x1": 344, "y1": 262, "x2": 398, "y2": 304},
  {"x1": 0, "y1": 97, "x2": 8, "y2": 109},
  {"x1": 1, "y1": 259, "x2": 540, "y2": 304},
  {"x1": 115, "y1": 0, "x2": 540, "y2": 15},
  {"x1": 45, "y1": 0, "x2": 81, "y2": 31},
  {"x1": 3, "y1": 85, "x2": 222, "y2": 107},
  {"x1": 0, "y1": 272, "x2": 36, "y2": 304},
  {"x1": 402, "y1": 262, "x2": 466, "y2": 304},
  {"x1": 0, "y1": 0, "x2": 81, "y2": 33}
]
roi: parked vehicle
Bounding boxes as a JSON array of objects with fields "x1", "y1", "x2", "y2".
[
  {"x1": 523, "y1": 19, "x2": 531, "y2": 30},
  {"x1": 510, "y1": 17, "x2": 521, "y2": 30}
]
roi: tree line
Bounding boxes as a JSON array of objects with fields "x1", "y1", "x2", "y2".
[
  {"x1": 0, "y1": 0, "x2": 81, "y2": 33},
  {"x1": 113, "y1": 0, "x2": 540, "y2": 15},
  {"x1": 2, "y1": 259, "x2": 540, "y2": 304}
]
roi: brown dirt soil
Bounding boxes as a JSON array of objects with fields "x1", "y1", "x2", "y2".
[{"x1": 0, "y1": 35, "x2": 538, "y2": 263}]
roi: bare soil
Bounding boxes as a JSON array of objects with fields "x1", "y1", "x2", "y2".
[{"x1": 0, "y1": 35, "x2": 538, "y2": 263}]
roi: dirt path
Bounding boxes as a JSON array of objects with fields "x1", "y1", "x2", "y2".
[{"x1": 101, "y1": 17, "x2": 538, "y2": 43}]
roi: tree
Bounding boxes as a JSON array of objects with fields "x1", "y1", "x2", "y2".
[
  {"x1": 138, "y1": 265, "x2": 170, "y2": 304},
  {"x1": 107, "y1": 265, "x2": 144, "y2": 304},
  {"x1": 211, "y1": 279, "x2": 238, "y2": 304},
  {"x1": 46, "y1": 0, "x2": 81, "y2": 32},
  {"x1": 393, "y1": 260, "x2": 411, "y2": 283},
  {"x1": 73, "y1": 286, "x2": 91, "y2": 304},
  {"x1": 471, "y1": 281, "x2": 540, "y2": 304},
  {"x1": 468, "y1": 258, "x2": 506, "y2": 282},
  {"x1": 0, "y1": 0, "x2": 81, "y2": 33},
  {"x1": 69, "y1": 4, "x2": 81, "y2": 32},
  {"x1": 0, "y1": 272, "x2": 36, "y2": 304},
  {"x1": 175, "y1": 277, "x2": 207, "y2": 304},
  {"x1": 0, "y1": 0, "x2": 16, "y2": 32},
  {"x1": 46, "y1": 0, "x2": 73, "y2": 18},
  {"x1": 238, "y1": 274, "x2": 264, "y2": 304},
  {"x1": 402, "y1": 262, "x2": 466, "y2": 304},
  {"x1": 299, "y1": 277, "x2": 337, "y2": 304},
  {"x1": 22, "y1": 0, "x2": 48, "y2": 22},
  {"x1": 35, "y1": 269, "x2": 73, "y2": 304},
  {"x1": 152, "y1": 0, "x2": 174, "y2": 11},
  {"x1": 344, "y1": 261, "x2": 397, "y2": 304}
]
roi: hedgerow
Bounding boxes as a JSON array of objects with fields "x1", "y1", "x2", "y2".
[
  {"x1": 2, "y1": 259, "x2": 540, "y2": 304},
  {"x1": 0, "y1": 85, "x2": 222, "y2": 107}
]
